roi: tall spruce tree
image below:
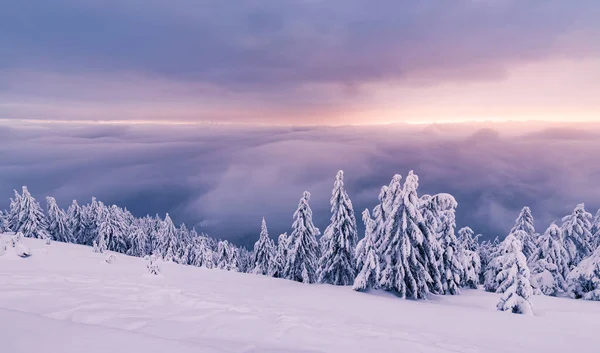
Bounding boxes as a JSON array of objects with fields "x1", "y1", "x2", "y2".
[
  {"x1": 252, "y1": 218, "x2": 275, "y2": 275},
  {"x1": 378, "y1": 171, "x2": 441, "y2": 299},
  {"x1": 418, "y1": 194, "x2": 444, "y2": 294},
  {"x1": 561, "y1": 203, "x2": 593, "y2": 269},
  {"x1": 95, "y1": 204, "x2": 126, "y2": 253},
  {"x1": 177, "y1": 223, "x2": 191, "y2": 265},
  {"x1": 67, "y1": 200, "x2": 86, "y2": 244},
  {"x1": 510, "y1": 207, "x2": 537, "y2": 259},
  {"x1": 529, "y1": 224, "x2": 569, "y2": 296},
  {"x1": 318, "y1": 170, "x2": 358, "y2": 286},
  {"x1": 158, "y1": 213, "x2": 179, "y2": 262},
  {"x1": 9, "y1": 187, "x2": 50, "y2": 240},
  {"x1": 46, "y1": 197, "x2": 72, "y2": 243},
  {"x1": 284, "y1": 191, "x2": 320, "y2": 284},
  {"x1": 127, "y1": 220, "x2": 148, "y2": 257},
  {"x1": 82, "y1": 197, "x2": 103, "y2": 246},
  {"x1": 353, "y1": 209, "x2": 381, "y2": 291},
  {"x1": 437, "y1": 198, "x2": 464, "y2": 294}
]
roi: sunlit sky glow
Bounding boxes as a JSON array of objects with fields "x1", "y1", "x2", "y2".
[{"x1": 1, "y1": 1, "x2": 599, "y2": 125}]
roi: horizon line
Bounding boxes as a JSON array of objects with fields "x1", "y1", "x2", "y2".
[{"x1": 0, "y1": 118, "x2": 598, "y2": 128}]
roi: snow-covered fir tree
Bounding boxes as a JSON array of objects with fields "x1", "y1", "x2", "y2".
[
  {"x1": 561, "y1": 203, "x2": 593, "y2": 269},
  {"x1": 284, "y1": 191, "x2": 320, "y2": 284},
  {"x1": 484, "y1": 233, "x2": 519, "y2": 292},
  {"x1": 127, "y1": 221, "x2": 149, "y2": 257},
  {"x1": 371, "y1": 185, "x2": 390, "y2": 250},
  {"x1": 590, "y1": 209, "x2": 600, "y2": 250},
  {"x1": 492, "y1": 232, "x2": 532, "y2": 294},
  {"x1": 0, "y1": 210, "x2": 8, "y2": 232},
  {"x1": 157, "y1": 213, "x2": 179, "y2": 262},
  {"x1": 200, "y1": 236, "x2": 217, "y2": 269},
  {"x1": 510, "y1": 206, "x2": 537, "y2": 259},
  {"x1": 478, "y1": 237, "x2": 497, "y2": 284},
  {"x1": 237, "y1": 247, "x2": 253, "y2": 273},
  {"x1": 418, "y1": 194, "x2": 444, "y2": 294},
  {"x1": 145, "y1": 215, "x2": 162, "y2": 256},
  {"x1": 354, "y1": 210, "x2": 372, "y2": 272},
  {"x1": 528, "y1": 224, "x2": 569, "y2": 296},
  {"x1": 229, "y1": 246, "x2": 240, "y2": 272},
  {"x1": 378, "y1": 171, "x2": 442, "y2": 299},
  {"x1": 175, "y1": 223, "x2": 192, "y2": 264},
  {"x1": 98, "y1": 205, "x2": 129, "y2": 253},
  {"x1": 252, "y1": 218, "x2": 275, "y2": 275},
  {"x1": 494, "y1": 233, "x2": 534, "y2": 315},
  {"x1": 270, "y1": 233, "x2": 289, "y2": 278},
  {"x1": 436, "y1": 197, "x2": 463, "y2": 295},
  {"x1": 67, "y1": 200, "x2": 86, "y2": 244},
  {"x1": 353, "y1": 209, "x2": 380, "y2": 291},
  {"x1": 82, "y1": 197, "x2": 103, "y2": 246},
  {"x1": 457, "y1": 227, "x2": 482, "y2": 289},
  {"x1": 8, "y1": 187, "x2": 50, "y2": 240},
  {"x1": 217, "y1": 240, "x2": 229, "y2": 270},
  {"x1": 318, "y1": 170, "x2": 358, "y2": 286},
  {"x1": 457, "y1": 227, "x2": 480, "y2": 252},
  {"x1": 7, "y1": 189, "x2": 22, "y2": 232},
  {"x1": 567, "y1": 246, "x2": 600, "y2": 301},
  {"x1": 217, "y1": 240, "x2": 238, "y2": 271},
  {"x1": 46, "y1": 197, "x2": 72, "y2": 243}
]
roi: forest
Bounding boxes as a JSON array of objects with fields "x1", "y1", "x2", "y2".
[{"x1": 2, "y1": 169, "x2": 600, "y2": 315}]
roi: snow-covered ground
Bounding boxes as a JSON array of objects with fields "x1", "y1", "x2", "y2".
[{"x1": 1, "y1": 234, "x2": 599, "y2": 353}]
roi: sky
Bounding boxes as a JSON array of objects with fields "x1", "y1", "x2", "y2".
[
  {"x1": 1, "y1": 0, "x2": 600, "y2": 125},
  {"x1": 1, "y1": 1, "x2": 599, "y2": 245}
]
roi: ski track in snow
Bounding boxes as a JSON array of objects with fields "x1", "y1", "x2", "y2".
[{"x1": 1, "y1": 234, "x2": 599, "y2": 353}]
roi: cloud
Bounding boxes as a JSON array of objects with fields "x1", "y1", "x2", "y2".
[
  {"x1": 3, "y1": 0, "x2": 599, "y2": 86},
  {"x1": 1, "y1": 1, "x2": 599, "y2": 124},
  {"x1": 1, "y1": 121, "x2": 599, "y2": 247}
]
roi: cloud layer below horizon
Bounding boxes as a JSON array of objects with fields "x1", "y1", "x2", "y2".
[
  {"x1": 1, "y1": 0, "x2": 600, "y2": 124},
  {"x1": 1, "y1": 121, "x2": 599, "y2": 247}
]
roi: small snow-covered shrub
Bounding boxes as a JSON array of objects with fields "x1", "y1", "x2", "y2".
[
  {"x1": 567, "y1": 247, "x2": 600, "y2": 301},
  {"x1": 105, "y1": 253, "x2": 116, "y2": 264},
  {"x1": 11, "y1": 232, "x2": 24, "y2": 247},
  {"x1": 147, "y1": 254, "x2": 160, "y2": 275},
  {"x1": 15, "y1": 243, "x2": 32, "y2": 258},
  {"x1": 0, "y1": 241, "x2": 7, "y2": 256},
  {"x1": 93, "y1": 240, "x2": 106, "y2": 253}
]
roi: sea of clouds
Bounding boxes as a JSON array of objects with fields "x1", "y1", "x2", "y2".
[{"x1": 1, "y1": 121, "x2": 599, "y2": 247}]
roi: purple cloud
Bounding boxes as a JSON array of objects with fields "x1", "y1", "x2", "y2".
[{"x1": 1, "y1": 121, "x2": 599, "y2": 247}]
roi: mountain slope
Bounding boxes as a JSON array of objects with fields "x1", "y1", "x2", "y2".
[{"x1": 1, "y1": 233, "x2": 598, "y2": 353}]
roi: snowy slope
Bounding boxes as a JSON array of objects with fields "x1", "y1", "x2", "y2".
[{"x1": 1, "y1": 234, "x2": 599, "y2": 353}]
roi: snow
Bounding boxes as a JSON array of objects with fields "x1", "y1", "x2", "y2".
[{"x1": 1, "y1": 233, "x2": 599, "y2": 353}]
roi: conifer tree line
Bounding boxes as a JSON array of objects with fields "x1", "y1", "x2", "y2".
[{"x1": 2, "y1": 171, "x2": 600, "y2": 313}]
